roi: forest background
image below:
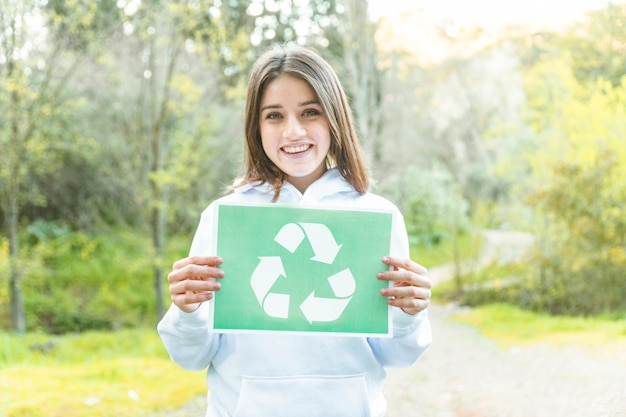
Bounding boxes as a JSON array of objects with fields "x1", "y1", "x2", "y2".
[{"x1": 1, "y1": 0, "x2": 625, "y2": 336}]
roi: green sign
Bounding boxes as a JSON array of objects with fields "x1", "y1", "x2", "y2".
[{"x1": 210, "y1": 202, "x2": 393, "y2": 337}]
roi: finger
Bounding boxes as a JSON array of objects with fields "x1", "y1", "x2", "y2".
[
  {"x1": 169, "y1": 276, "x2": 223, "y2": 313},
  {"x1": 377, "y1": 268, "x2": 413, "y2": 283},
  {"x1": 382, "y1": 285, "x2": 431, "y2": 301},
  {"x1": 171, "y1": 291, "x2": 215, "y2": 313},
  {"x1": 388, "y1": 296, "x2": 430, "y2": 315},
  {"x1": 168, "y1": 263, "x2": 225, "y2": 284},
  {"x1": 173, "y1": 255, "x2": 223, "y2": 271},
  {"x1": 172, "y1": 290, "x2": 214, "y2": 306},
  {"x1": 170, "y1": 277, "x2": 222, "y2": 296},
  {"x1": 382, "y1": 256, "x2": 428, "y2": 275},
  {"x1": 377, "y1": 269, "x2": 432, "y2": 289}
]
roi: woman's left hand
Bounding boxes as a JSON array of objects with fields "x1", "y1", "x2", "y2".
[{"x1": 377, "y1": 256, "x2": 431, "y2": 315}]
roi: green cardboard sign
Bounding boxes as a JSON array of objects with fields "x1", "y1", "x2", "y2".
[{"x1": 210, "y1": 202, "x2": 393, "y2": 337}]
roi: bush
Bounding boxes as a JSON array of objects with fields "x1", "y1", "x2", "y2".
[
  {"x1": 20, "y1": 226, "x2": 152, "y2": 332},
  {"x1": 441, "y1": 254, "x2": 626, "y2": 317},
  {"x1": 0, "y1": 222, "x2": 189, "y2": 333},
  {"x1": 382, "y1": 164, "x2": 470, "y2": 247},
  {"x1": 526, "y1": 151, "x2": 626, "y2": 316},
  {"x1": 526, "y1": 256, "x2": 626, "y2": 316},
  {"x1": 435, "y1": 262, "x2": 531, "y2": 305},
  {"x1": 522, "y1": 73, "x2": 626, "y2": 317}
]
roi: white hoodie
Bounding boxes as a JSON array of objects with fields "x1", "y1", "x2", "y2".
[{"x1": 158, "y1": 168, "x2": 432, "y2": 417}]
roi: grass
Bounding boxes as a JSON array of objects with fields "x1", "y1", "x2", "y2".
[
  {"x1": 450, "y1": 303, "x2": 626, "y2": 349},
  {"x1": 410, "y1": 231, "x2": 483, "y2": 269},
  {"x1": 432, "y1": 261, "x2": 526, "y2": 302},
  {"x1": 0, "y1": 328, "x2": 206, "y2": 417}
]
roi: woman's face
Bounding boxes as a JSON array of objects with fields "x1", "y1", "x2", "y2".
[{"x1": 259, "y1": 74, "x2": 331, "y2": 194}]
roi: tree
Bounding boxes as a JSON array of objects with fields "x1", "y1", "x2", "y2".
[
  {"x1": 110, "y1": 0, "x2": 358, "y2": 321},
  {"x1": 523, "y1": 55, "x2": 626, "y2": 314},
  {"x1": 338, "y1": 0, "x2": 383, "y2": 164},
  {"x1": 0, "y1": 0, "x2": 114, "y2": 332},
  {"x1": 561, "y1": 2, "x2": 626, "y2": 87},
  {"x1": 1, "y1": 0, "x2": 397, "y2": 329},
  {"x1": 105, "y1": 0, "x2": 223, "y2": 320}
]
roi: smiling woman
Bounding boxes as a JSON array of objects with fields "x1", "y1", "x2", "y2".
[
  {"x1": 259, "y1": 74, "x2": 331, "y2": 194},
  {"x1": 240, "y1": 45, "x2": 371, "y2": 200},
  {"x1": 156, "y1": 45, "x2": 433, "y2": 417}
]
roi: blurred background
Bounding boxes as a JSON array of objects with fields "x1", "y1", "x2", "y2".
[{"x1": 1, "y1": 0, "x2": 625, "y2": 415}]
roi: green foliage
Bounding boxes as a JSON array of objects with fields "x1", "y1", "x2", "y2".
[
  {"x1": 21, "y1": 226, "x2": 146, "y2": 332},
  {"x1": 0, "y1": 0, "x2": 113, "y2": 204},
  {"x1": 3, "y1": 0, "x2": 626, "y2": 329},
  {"x1": 400, "y1": 165, "x2": 470, "y2": 247},
  {"x1": 434, "y1": 261, "x2": 525, "y2": 302},
  {"x1": 46, "y1": 0, "x2": 121, "y2": 53},
  {"x1": 0, "y1": 328, "x2": 158, "y2": 367},
  {"x1": 411, "y1": 231, "x2": 483, "y2": 270},
  {"x1": 0, "y1": 223, "x2": 188, "y2": 333},
  {"x1": 562, "y1": 2, "x2": 626, "y2": 87},
  {"x1": 530, "y1": 256, "x2": 626, "y2": 316},
  {"x1": 1, "y1": 0, "x2": 362, "y2": 333},
  {"x1": 522, "y1": 71, "x2": 626, "y2": 315},
  {"x1": 0, "y1": 0, "x2": 124, "y2": 331}
]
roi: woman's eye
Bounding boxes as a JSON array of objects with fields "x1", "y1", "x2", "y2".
[
  {"x1": 303, "y1": 109, "x2": 320, "y2": 117},
  {"x1": 266, "y1": 113, "x2": 281, "y2": 120}
]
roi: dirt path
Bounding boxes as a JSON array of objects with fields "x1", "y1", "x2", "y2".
[
  {"x1": 384, "y1": 232, "x2": 626, "y2": 417},
  {"x1": 162, "y1": 302, "x2": 626, "y2": 417},
  {"x1": 383, "y1": 302, "x2": 626, "y2": 417},
  {"x1": 161, "y1": 230, "x2": 626, "y2": 416}
]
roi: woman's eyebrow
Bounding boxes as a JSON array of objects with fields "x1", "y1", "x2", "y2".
[
  {"x1": 261, "y1": 100, "x2": 319, "y2": 112},
  {"x1": 260, "y1": 104, "x2": 282, "y2": 112}
]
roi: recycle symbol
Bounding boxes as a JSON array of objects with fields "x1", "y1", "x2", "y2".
[{"x1": 250, "y1": 222, "x2": 355, "y2": 324}]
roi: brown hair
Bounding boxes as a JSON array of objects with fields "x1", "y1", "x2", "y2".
[{"x1": 236, "y1": 45, "x2": 370, "y2": 200}]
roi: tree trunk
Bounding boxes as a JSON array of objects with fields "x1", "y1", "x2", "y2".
[
  {"x1": 149, "y1": 38, "x2": 180, "y2": 322},
  {"x1": 152, "y1": 203, "x2": 166, "y2": 320},
  {"x1": 5, "y1": 37, "x2": 26, "y2": 333},
  {"x1": 452, "y1": 224, "x2": 463, "y2": 296},
  {"x1": 7, "y1": 189, "x2": 25, "y2": 333},
  {"x1": 343, "y1": 0, "x2": 383, "y2": 163}
]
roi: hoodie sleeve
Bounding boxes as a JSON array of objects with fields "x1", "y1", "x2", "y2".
[
  {"x1": 157, "y1": 303, "x2": 220, "y2": 371},
  {"x1": 368, "y1": 308, "x2": 432, "y2": 368},
  {"x1": 157, "y1": 204, "x2": 221, "y2": 371},
  {"x1": 367, "y1": 209, "x2": 432, "y2": 368}
]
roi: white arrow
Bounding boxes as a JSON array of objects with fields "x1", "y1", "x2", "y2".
[
  {"x1": 263, "y1": 292, "x2": 290, "y2": 319},
  {"x1": 327, "y1": 268, "x2": 355, "y2": 298},
  {"x1": 250, "y1": 256, "x2": 285, "y2": 305},
  {"x1": 299, "y1": 292, "x2": 352, "y2": 324},
  {"x1": 274, "y1": 223, "x2": 305, "y2": 253},
  {"x1": 299, "y1": 223, "x2": 342, "y2": 264}
]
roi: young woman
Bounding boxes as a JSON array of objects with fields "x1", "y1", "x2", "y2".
[{"x1": 158, "y1": 45, "x2": 432, "y2": 417}]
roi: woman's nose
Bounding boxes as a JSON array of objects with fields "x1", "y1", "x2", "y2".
[{"x1": 283, "y1": 116, "x2": 306, "y2": 139}]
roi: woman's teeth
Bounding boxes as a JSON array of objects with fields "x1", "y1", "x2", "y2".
[{"x1": 283, "y1": 145, "x2": 310, "y2": 154}]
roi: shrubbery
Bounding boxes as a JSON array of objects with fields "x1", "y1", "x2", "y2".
[
  {"x1": 383, "y1": 164, "x2": 470, "y2": 248},
  {"x1": 0, "y1": 221, "x2": 188, "y2": 333}
]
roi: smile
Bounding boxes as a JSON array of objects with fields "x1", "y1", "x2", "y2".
[{"x1": 282, "y1": 144, "x2": 311, "y2": 154}]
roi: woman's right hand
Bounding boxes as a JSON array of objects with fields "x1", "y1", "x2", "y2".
[{"x1": 168, "y1": 256, "x2": 224, "y2": 313}]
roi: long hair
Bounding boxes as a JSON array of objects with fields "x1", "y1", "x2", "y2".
[{"x1": 236, "y1": 45, "x2": 370, "y2": 200}]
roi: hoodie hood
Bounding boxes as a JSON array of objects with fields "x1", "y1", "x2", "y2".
[{"x1": 232, "y1": 168, "x2": 357, "y2": 203}]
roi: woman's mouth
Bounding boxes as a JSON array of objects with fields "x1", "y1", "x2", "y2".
[{"x1": 282, "y1": 144, "x2": 312, "y2": 154}]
